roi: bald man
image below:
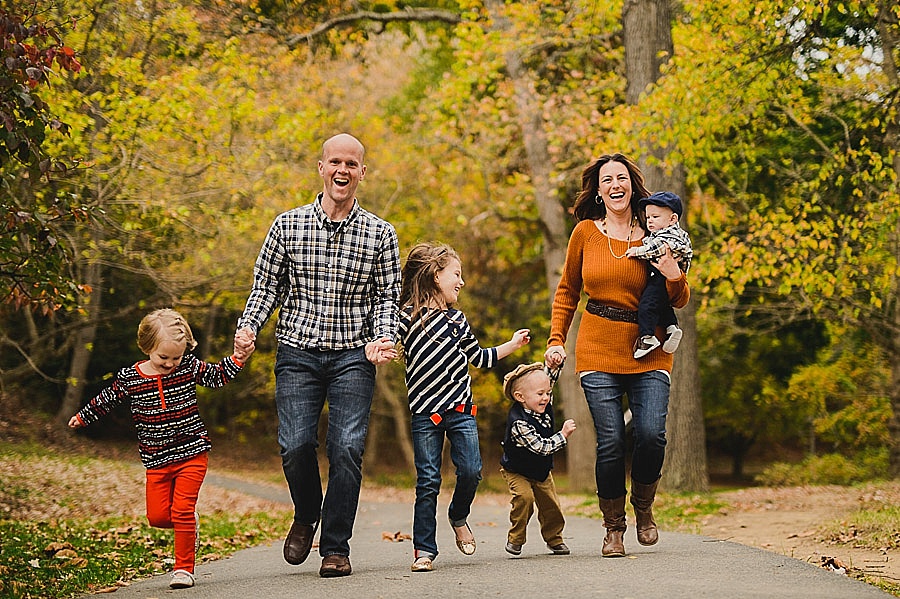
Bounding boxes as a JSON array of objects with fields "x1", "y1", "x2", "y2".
[{"x1": 237, "y1": 133, "x2": 401, "y2": 577}]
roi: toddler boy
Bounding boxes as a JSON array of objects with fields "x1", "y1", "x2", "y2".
[{"x1": 500, "y1": 362, "x2": 575, "y2": 556}]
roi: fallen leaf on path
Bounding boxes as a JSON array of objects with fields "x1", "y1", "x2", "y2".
[{"x1": 382, "y1": 531, "x2": 411, "y2": 542}]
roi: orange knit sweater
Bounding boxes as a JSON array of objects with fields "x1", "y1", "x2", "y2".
[{"x1": 548, "y1": 219, "x2": 690, "y2": 374}]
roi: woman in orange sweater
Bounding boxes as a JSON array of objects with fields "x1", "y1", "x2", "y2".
[{"x1": 544, "y1": 153, "x2": 689, "y2": 558}]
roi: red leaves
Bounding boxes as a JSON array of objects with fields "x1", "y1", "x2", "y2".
[
  {"x1": 1, "y1": 10, "x2": 82, "y2": 90},
  {"x1": 55, "y1": 45, "x2": 82, "y2": 73}
]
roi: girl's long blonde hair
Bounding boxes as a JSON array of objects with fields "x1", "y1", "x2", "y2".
[{"x1": 400, "y1": 242, "x2": 460, "y2": 319}]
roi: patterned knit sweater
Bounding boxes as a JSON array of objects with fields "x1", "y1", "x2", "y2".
[
  {"x1": 73, "y1": 354, "x2": 243, "y2": 469},
  {"x1": 549, "y1": 219, "x2": 690, "y2": 374}
]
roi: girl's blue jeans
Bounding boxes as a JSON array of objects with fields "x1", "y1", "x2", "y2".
[{"x1": 410, "y1": 410, "x2": 482, "y2": 558}]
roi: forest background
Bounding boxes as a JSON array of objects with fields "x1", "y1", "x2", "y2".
[{"x1": 2, "y1": 0, "x2": 900, "y2": 493}]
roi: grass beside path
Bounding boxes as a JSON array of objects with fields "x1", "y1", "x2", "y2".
[
  {"x1": 0, "y1": 511, "x2": 289, "y2": 597},
  {"x1": 0, "y1": 440, "x2": 292, "y2": 598}
]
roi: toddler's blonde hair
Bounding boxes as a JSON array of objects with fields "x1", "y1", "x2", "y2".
[{"x1": 137, "y1": 308, "x2": 197, "y2": 354}]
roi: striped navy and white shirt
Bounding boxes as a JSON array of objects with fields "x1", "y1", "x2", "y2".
[
  {"x1": 399, "y1": 306, "x2": 497, "y2": 417},
  {"x1": 238, "y1": 194, "x2": 401, "y2": 350}
]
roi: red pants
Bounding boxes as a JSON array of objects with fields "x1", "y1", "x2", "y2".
[{"x1": 145, "y1": 452, "x2": 208, "y2": 573}]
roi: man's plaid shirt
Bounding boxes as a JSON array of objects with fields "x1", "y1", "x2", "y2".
[{"x1": 238, "y1": 194, "x2": 401, "y2": 350}]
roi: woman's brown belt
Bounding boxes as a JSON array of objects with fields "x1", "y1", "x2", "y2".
[{"x1": 585, "y1": 300, "x2": 638, "y2": 323}]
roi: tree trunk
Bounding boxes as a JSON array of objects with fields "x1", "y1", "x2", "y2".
[
  {"x1": 374, "y1": 365, "x2": 415, "y2": 470},
  {"x1": 890, "y1": 307, "x2": 900, "y2": 478},
  {"x1": 624, "y1": 0, "x2": 708, "y2": 491},
  {"x1": 55, "y1": 257, "x2": 103, "y2": 427},
  {"x1": 486, "y1": 0, "x2": 595, "y2": 491},
  {"x1": 558, "y1": 312, "x2": 595, "y2": 492},
  {"x1": 200, "y1": 302, "x2": 221, "y2": 360},
  {"x1": 623, "y1": 0, "x2": 672, "y2": 107},
  {"x1": 661, "y1": 294, "x2": 708, "y2": 491},
  {"x1": 876, "y1": 0, "x2": 900, "y2": 478}
]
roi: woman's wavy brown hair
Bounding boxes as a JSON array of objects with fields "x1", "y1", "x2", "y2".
[{"x1": 572, "y1": 153, "x2": 650, "y2": 225}]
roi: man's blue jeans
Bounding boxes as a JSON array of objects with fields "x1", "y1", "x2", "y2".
[
  {"x1": 274, "y1": 344, "x2": 375, "y2": 557},
  {"x1": 410, "y1": 410, "x2": 482, "y2": 558},
  {"x1": 580, "y1": 370, "x2": 670, "y2": 499}
]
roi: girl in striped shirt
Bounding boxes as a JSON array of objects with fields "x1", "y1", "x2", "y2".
[
  {"x1": 398, "y1": 242, "x2": 530, "y2": 572},
  {"x1": 69, "y1": 308, "x2": 254, "y2": 589}
]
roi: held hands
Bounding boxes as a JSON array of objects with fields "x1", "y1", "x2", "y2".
[
  {"x1": 544, "y1": 345, "x2": 566, "y2": 368},
  {"x1": 560, "y1": 419, "x2": 576, "y2": 438},
  {"x1": 365, "y1": 337, "x2": 397, "y2": 365},
  {"x1": 234, "y1": 328, "x2": 257, "y2": 362}
]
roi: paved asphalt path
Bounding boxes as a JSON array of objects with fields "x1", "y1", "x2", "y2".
[{"x1": 88, "y1": 474, "x2": 894, "y2": 599}]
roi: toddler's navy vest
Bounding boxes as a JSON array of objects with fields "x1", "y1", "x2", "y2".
[{"x1": 500, "y1": 402, "x2": 555, "y2": 482}]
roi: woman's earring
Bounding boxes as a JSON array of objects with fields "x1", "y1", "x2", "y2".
[{"x1": 595, "y1": 194, "x2": 604, "y2": 206}]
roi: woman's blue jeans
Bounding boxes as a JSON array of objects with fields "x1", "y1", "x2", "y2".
[
  {"x1": 274, "y1": 344, "x2": 375, "y2": 557},
  {"x1": 580, "y1": 370, "x2": 670, "y2": 499},
  {"x1": 410, "y1": 410, "x2": 483, "y2": 558}
]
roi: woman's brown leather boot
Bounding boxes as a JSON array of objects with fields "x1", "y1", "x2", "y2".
[
  {"x1": 630, "y1": 478, "x2": 660, "y2": 546},
  {"x1": 599, "y1": 496, "x2": 626, "y2": 557}
]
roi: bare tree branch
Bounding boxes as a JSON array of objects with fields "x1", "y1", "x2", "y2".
[
  {"x1": 0, "y1": 334, "x2": 67, "y2": 384},
  {"x1": 285, "y1": 8, "x2": 461, "y2": 48}
]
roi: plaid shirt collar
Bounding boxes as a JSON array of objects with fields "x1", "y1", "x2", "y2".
[
  {"x1": 312, "y1": 193, "x2": 360, "y2": 230},
  {"x1": 523, "y1": 407, "x2": 552, "y2": 424}
]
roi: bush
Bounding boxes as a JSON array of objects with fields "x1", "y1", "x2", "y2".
[{"x1": 755, "y1": 449, "x2": 889, "y2": 486}]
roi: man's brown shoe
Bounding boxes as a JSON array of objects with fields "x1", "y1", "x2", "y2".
[
  {"x1": 283, "y1": 521, "x2": 317, "y2": 565},
  {"x1": 319, "y1": 554, "x2": 352, "y2": 578}
]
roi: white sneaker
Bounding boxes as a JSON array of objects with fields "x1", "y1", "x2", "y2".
[
  {"x1": 170, "y1": 569, "x2": 195, "y2": 589},
  {"x1": 633, "y1": 335, "x2": 660, "y2": 358},
  {"x1": 662, "y1": 325, "x2": 683, "y2": 353}
]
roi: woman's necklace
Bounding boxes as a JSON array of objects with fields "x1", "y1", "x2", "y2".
[{"x1": 600, "y1": 216, "x2": 636, "y2": 259}]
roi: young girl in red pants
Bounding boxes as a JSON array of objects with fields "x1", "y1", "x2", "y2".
[{"x1": 69, "y1": 308, "x2": 254, "y2": 588}]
